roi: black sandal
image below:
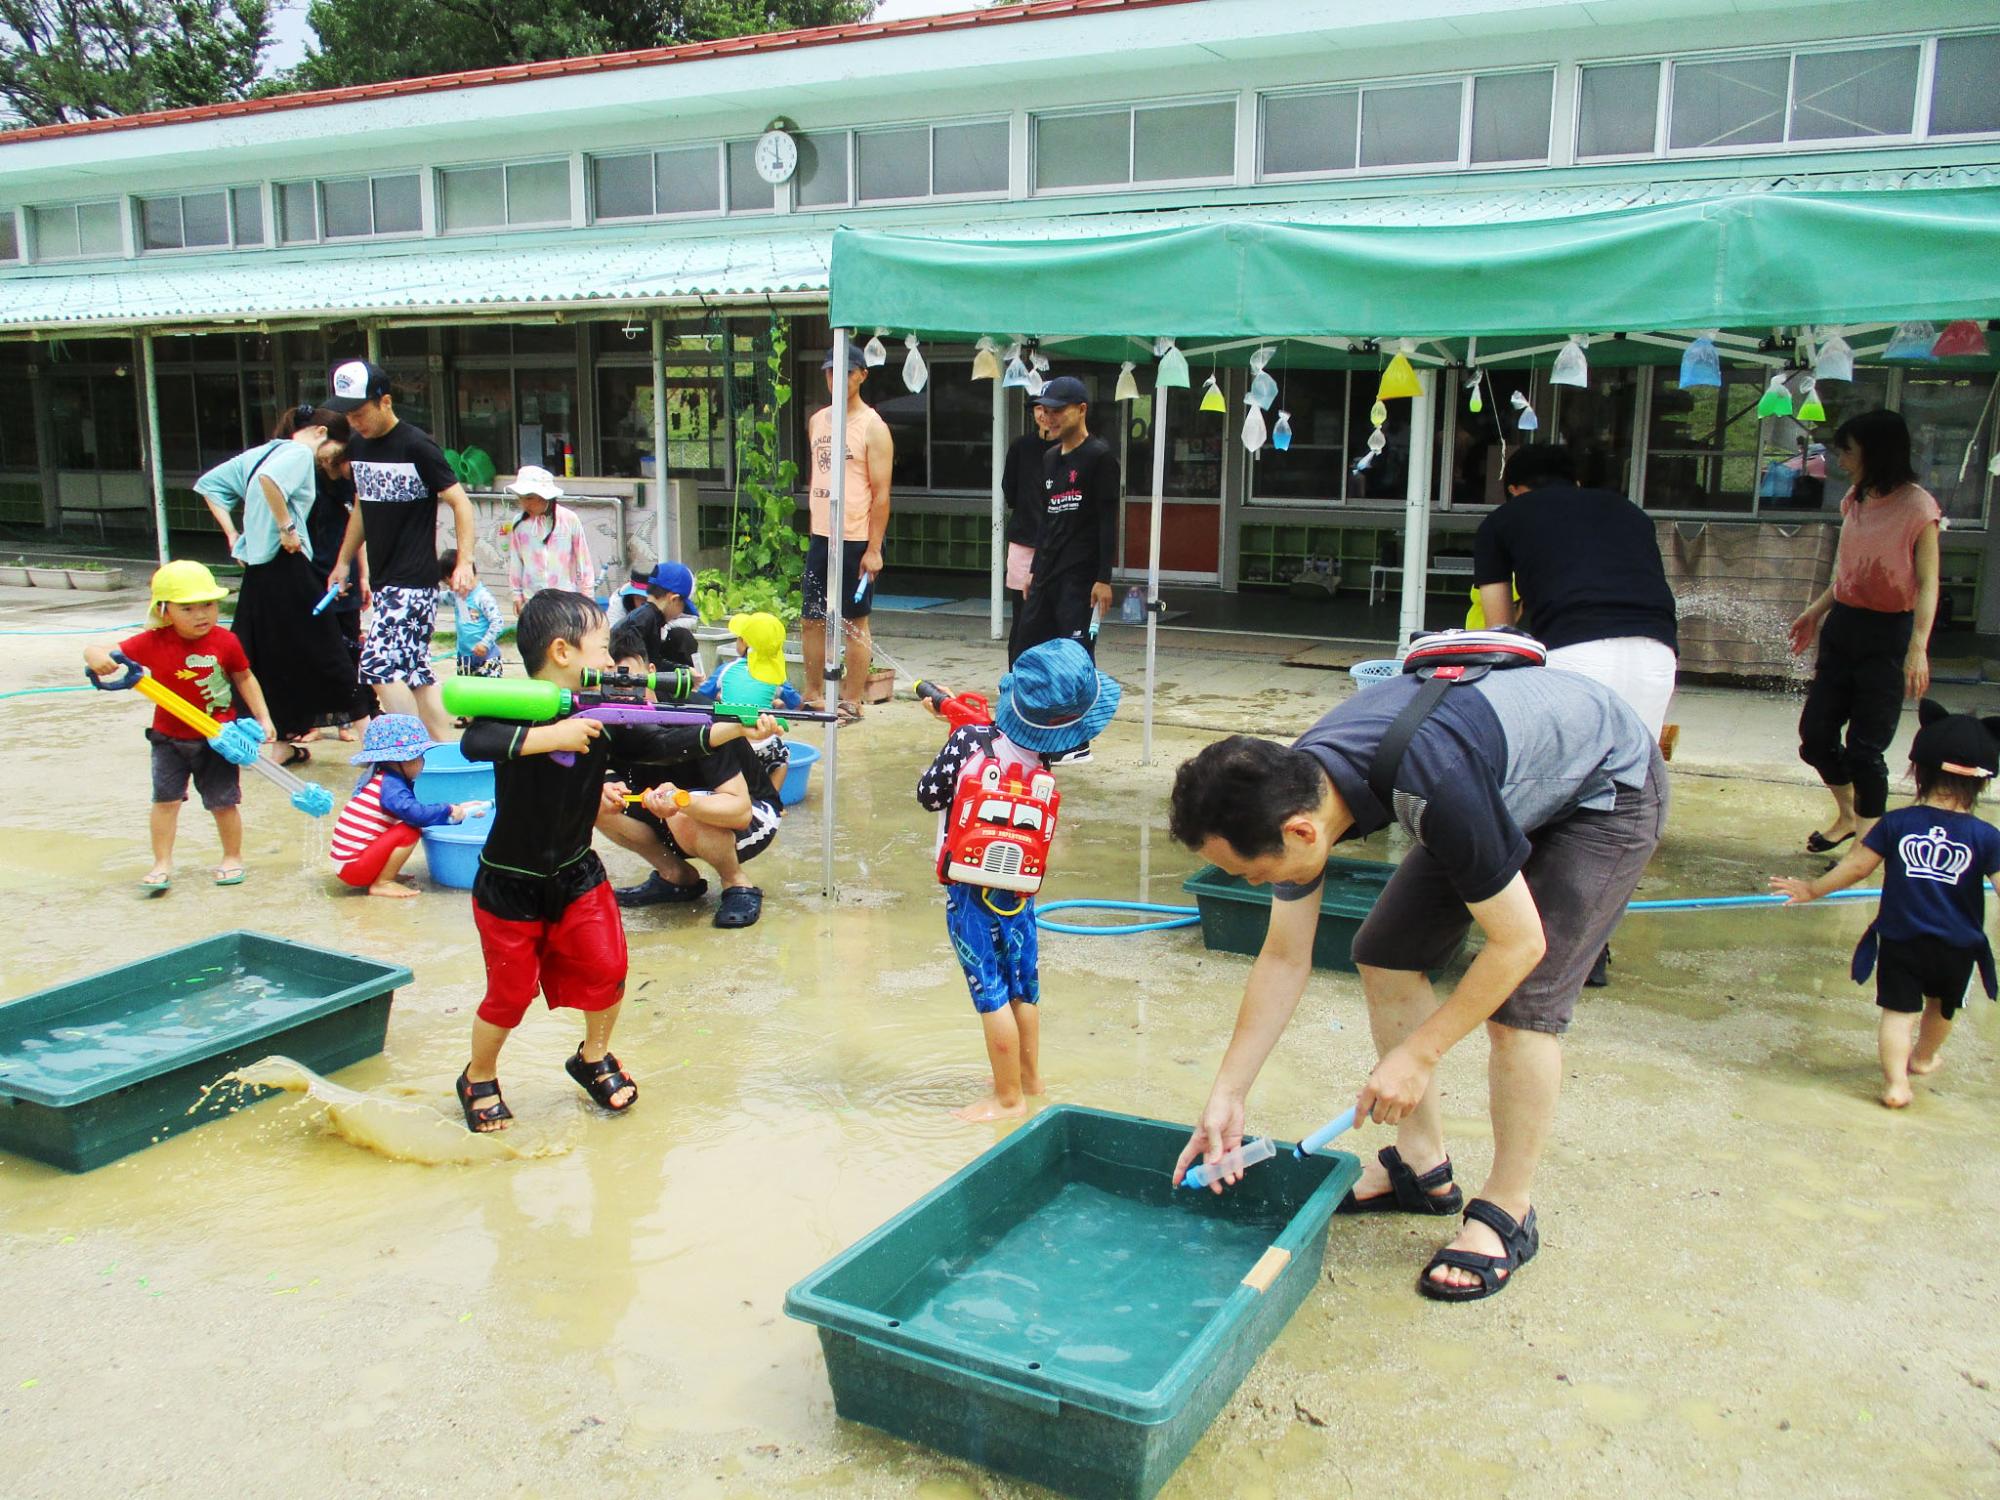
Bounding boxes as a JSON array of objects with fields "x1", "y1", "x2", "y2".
[
  {"x1": 565, "y1": 1048, "x2": 638, "y2": 1112},
  {"x1": 1805, "y1": 829, "x2": 1854, "y2": 854},
  {"x1": 282, "y1": 744, "x2": 312, "y2": 767},
  {"x1": 455, "y1": 1068, "x2": 513, "y2": 1133},
  {"x1": 1418, "y1": 1198, "x2": 1539, "y2": 1303},
  {"x1": 1335, "y1": 1146, "x2": 1464, "y2": 1216}
]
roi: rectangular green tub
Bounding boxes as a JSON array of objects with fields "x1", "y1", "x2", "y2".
[
  {"x1": 0, "y1": 930, "x2": 412, "y2": 1172},
  {"x1": 1182, "y1": 857, "x2": 1396, "y2": 971},
  {"x1": 785, "y1": 1104, "x2": 1360, "y2": 1500}
]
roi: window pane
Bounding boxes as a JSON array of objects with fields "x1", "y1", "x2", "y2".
[
  {"x1": 195, "y1": 371, "x2": 243, "y2": 466},
  {"x1": 1134, "y1": 100, "x2": 1234, "y2": 182},
  {"x1": 727, "y1": 140, "x2": 770, "y2": 213},
  {"x1": 592, "y1": 153, "x2": 654, "y2": 219},
  {"x1": 1035, "y1": 109, "x2": 1131, "y2": 190},
  {"x1": 1250, "y1": 369, "x2": 1347, "y2": 502},
  {"x1": 656, "y1": 146, "x2": 720, "y2": 215},
  {"x1": 1668, "y1": 55, "x2": 1787, "y2": 150},
  {"x1": 1931, "y1": 33, "x2": 2000, "y2": 136},
  {"x1": 1470, "y1": 70, "x2": 1553, "y2": 163},
  {"x1": 157, "y1": 374, "x2": 199, "y2": 470},
  {"x1": 928, "y1": 365, "x2": 989, "y2": 488},
  {"x1": 321, "y1": 178, "x2": 372, "y2": 237},
  {"x1": 933, "y1": 120, "x2": 1008, "y2": 194},
  {"x1": 1790, "y1": 45, "x2": 1918, "y2": 141},
  {"x1": 1904, "y1": 372, "x2": 1996, "y2": 525},
  {"x1": 140, "y1": 197, "x2": 182, "y2": 251},
  {"x1": 94, "y1": 371, "x2": 140, "y2": 469},
  {"x1": 663, "y1": 362, "x2": 727, "y2": 480},
  {"x1": 515, "y1": 368, "x2": 578, "y2": 473},
  {"x1": 32, "y1": 206, "x2": 78, "y2": 259},
  {"x1": 1262, "y1": 90, "x2": 1358, "y2": 176},
  {"x1": 77, "y1": 201, "x2": 120, "y2": 255},
  {"x1": 506, "y1": 159, "x2": 570, "y2": 224},
  {"x1": 1360, "y1": 82, "x2": 1462, "y2": 167},
  {"x1": 796, "y1": 131, "x2": 850, "y2": 208},
  {"x1": 440, "y1": 166, "x2": 504, "y2": 231},
  {"x1": 596, "y1": 366, "x2": 655, "y2": 478},
  {"x1": 179, "y1": 191, "x2": 228, "y2": 247},
  {"x1": 1552, "y1": 366, "x2": 1637, "y2": 492},
  {"x1": 454, "y1": 368, "x2": 516, "y2": 474},
  {"x1": 860, "y1": 367, "x2": 926, "y2": 490},
  {"x1": 0, "y1": 214, "x2": 17, "y2": 261},
  {"x1": 372, "y1": 173, "x2": 421, "y2": 233},
  {"x1": 1127, "y1": 385, "x2": 1221, "y2": 499},
  {"x1": 1577, "y1": 62, "x2": 1660, "y2": 156},
  {"x1": 231, "y1": 186, "x2": 262, "y2": 245},
  {"x1": 858, "y1": 127, "x2": 929, "y2": 201},
  {"x1": 1758, "y1": 366, "x2": 1888, "y2": 512},
  {"x1": 1644, "y1": 366, "x2": 1762, "y2": 512},
  {"x1": 278, "y1": 181, "x2": 317, "y2": 242}
]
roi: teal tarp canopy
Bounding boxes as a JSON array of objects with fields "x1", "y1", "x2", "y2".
[{"x1": 830, "y1": 187, "x2": 2000, "y2": 342}]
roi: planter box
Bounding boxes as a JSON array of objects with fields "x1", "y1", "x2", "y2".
[
  {"x1": 1183, "y1": 857, "x2": 1399, "y2": 972},
  {"x1": 68, "y1": 568, "x2": 124, "y2": 592},
  {"x1": 25, "y1": 567, "x2": 70, "y2": 589},
  {"x1": 0, "y1": 565, "x2": 28, "y2": 587},
  {"x1": 862, "y1": 665, "x2": 896, "y2": 704},
  {"x1": 0, "y1": 930, "x2": 411, "y2": 1172},
  {"x1": 786, "y1": 1105, "x2": 1360, "y2": 1500}
]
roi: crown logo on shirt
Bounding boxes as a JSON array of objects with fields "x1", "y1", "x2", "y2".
[{"x1": 1900, "y1": 825, "x2": 1973, "y2": 884}]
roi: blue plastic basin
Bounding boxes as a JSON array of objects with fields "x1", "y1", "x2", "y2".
[
  {"x1": 1347, "y1": 658, "x2": 1403, "y2": 686},
  {"x1": 414, "y1": 743, "x2": 495, "y2": 805},
  {"x1": 778, "y1": 739, "x2": 819, "y2": 807},
  {"x1": 420, "y1": 807, "x2": 493, "y2": 890}
]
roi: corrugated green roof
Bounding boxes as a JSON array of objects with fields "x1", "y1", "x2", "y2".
[{"x1": 1, "y1": 163, "x2": 1992, "y2": 334}]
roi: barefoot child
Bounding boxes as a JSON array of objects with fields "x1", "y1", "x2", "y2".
[
  {"x1": 329, "y1": 715, "x2": 481, "y2": 897},
  {"x1": 1773, "y1": 699, "x2": 2000, "y2": 1108},
  {"x1": 439, "y1": 549, "x2": 503, "y2": 678},
  {"x1": 84, "y1": 561, "x2": 276, "y2": 892},
  {"x1": 453, "y1": 589, "x2": 778, "y2": 1132},
  {"x1": 916, "y1": 640, "x2": 1119, "y2": 1122}
]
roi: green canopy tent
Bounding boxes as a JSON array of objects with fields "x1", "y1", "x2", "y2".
[{"x1": 817, "y1": 184, "x2": 2000, "y2": 877}]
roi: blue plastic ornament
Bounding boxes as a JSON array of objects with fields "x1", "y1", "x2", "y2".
[{"x1": 1679, "y1": 336, "x2": 1722, "y2": 389}]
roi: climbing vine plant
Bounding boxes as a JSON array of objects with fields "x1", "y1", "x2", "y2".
[{"x1": 695, "y1": 317, "x2": 805, "y2": 623}]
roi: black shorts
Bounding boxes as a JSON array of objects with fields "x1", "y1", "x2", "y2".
[
  {"x1": 658, "y1": 799, "x2": 782, "y2": 865},
  {"x1": 1874, "y1": 936, "x2": 1977, "y2": 1018},
  {"x1": 802, "y1": 536, "x2": 872, "y2": 620},
  {"x1": 147, "y1": 730, "x2": 242, "y2": 811}
]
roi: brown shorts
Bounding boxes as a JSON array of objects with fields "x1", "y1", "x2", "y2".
[{"x1": 1350, "y1": 751, "x2": 1668, "y2": 1034}]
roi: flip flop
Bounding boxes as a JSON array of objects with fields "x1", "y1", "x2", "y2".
[
  {"x1": 1805, "y1": 829, "x2": 1854, "y2": 854},
  {"x1": 213, "y1": 866, "x2": 247, "y2": 887},
  {"x1": 835, "y1": 700, "x2": 864, "y2": 725},
  {"x1": 138, "y1": 873, "x2": 171, "y2": 896}
]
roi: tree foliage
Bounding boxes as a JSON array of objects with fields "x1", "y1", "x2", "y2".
[
  {"x1": 0, "y1": 1, "x2": 269, "y2": 126},
  {"x1": 283, "y1": 0, "x2": 874, "y2": 92}
]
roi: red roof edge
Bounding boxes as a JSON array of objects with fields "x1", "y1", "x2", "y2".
[{"x1": 0, "y1": 0, "x2": 1204, "y2": 148}]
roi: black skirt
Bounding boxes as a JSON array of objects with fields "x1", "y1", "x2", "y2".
[{"x1": 232, "y1": 547, "x2": 365, "y2": 740}]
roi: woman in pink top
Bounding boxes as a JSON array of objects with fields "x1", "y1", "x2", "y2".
[
  {"x1": 1789, "y1": 410, "x2": 1941, "y2": 853},
  {"x1": 504, "y1": 465, "x2": 597, "y2": 611}
]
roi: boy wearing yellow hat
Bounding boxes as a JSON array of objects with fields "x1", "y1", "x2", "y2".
[{"x1": 84, "y1": 561, "x2": 276, "y2": 892}]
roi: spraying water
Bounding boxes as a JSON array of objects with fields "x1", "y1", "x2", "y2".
[{"x1": 1675, "y1": 586, "x2": 1812, "y2": 693}]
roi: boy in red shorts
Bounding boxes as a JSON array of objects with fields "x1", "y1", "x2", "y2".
[{"x1": 455, "y1": 589, "x2": 778, "y2": 1132}]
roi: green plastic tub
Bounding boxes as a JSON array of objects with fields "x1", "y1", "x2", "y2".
[
  {"x1": 0, "y1": 930, "x2": 411, "y2": 1172},
  {"x1": 785, "y1": 1104, "x2": 1361, "y2": 1500},
  {"x1": 1182, "y1": 857, "x2": 1397, "y2": 972}
]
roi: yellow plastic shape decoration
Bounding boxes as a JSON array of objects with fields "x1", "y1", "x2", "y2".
[{"x1": 1376, "y1": 353, "x2": 1422, "y2": 401}]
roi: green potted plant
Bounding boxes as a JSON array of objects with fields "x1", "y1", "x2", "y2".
[
  {"x1": 0, "y1": 556, "x2": 27, "y2": 588},
  {"x1": 26, "y1": 559, "x2": 70, "y2": 588},
  {"x1": 694, "y1": 318, "x2": 806, "y2": 630},
  {"x1": 68, "y1": 559, "x2": 126, "y2": 591}
]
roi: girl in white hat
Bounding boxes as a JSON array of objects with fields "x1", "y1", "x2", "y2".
[{"x1": 504, "y1": 465, "x2": 596, "y2": 611}]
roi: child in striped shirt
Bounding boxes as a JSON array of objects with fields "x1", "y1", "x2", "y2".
[{"x1": 330, "y1": 715, "x2": 483, "y2": 898}]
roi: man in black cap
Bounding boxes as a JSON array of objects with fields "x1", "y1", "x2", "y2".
[
  {"x1": 324, "y1": 359, "x2": 477, "y2": 740},
  {"x1": 1009, "y1": 375, "x2": 1117, "y2": 667}
]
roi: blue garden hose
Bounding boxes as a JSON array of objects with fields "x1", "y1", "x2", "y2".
[{"x1": 1036, "y1": 885, "x2": 1883, "y2": 934}]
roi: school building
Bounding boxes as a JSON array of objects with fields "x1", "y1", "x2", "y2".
[{"x1": 0, "y1": 0, "x2": 1995, "y2": 649}]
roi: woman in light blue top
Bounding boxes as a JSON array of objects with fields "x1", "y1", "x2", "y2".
[{"x1": 198, "y1": 404, "x2": 363, "y2": 757}]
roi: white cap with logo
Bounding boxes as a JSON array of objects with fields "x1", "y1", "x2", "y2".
[{"x1": 325, "y1": 360, "x2": 392, "y2": 413}]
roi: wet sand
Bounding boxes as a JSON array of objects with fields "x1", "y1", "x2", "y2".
[{"x1": 2, "y1": 597, "x2": 1996, "y2": 1499}]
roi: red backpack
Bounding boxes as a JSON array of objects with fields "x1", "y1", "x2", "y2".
[{"x1": 939, "y1": 757, "x2": 1061, "y2": 895}]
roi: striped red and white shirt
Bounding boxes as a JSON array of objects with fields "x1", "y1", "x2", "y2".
[{"x1": 330, "y1": 769, "x2": 454, "y2": 863}]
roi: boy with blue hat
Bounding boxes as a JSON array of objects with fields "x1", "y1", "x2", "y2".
[
  {"x1": 916, "y1": 639, "x2": 1120, "y2": 1122},
  {"x1": 609, "y1": 560, "x2": 704, "y2": 681},
  {"x1": 328, "y1": 714, "x2": 483, "y2": 897}
]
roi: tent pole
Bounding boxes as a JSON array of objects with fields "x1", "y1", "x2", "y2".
[
  {"x1": 1396, "y1": 370, "x2": 1438, "y2": 643},
  {"x1": 821, "y1": 329, "x2": 850, "y2": 901},
  {"x1": 365, "y1": 323, "x2": 382, "y2": 364},
  {"x1": 1142, "y1": 385, "x2": 1167, "y2": 766},
  {"x1": 989, "y1": 375, "x2": 1005, "y2": 641},
  {"x1": 650, "y1": 315, "x2": 670, "y2": 566},
  {"x1": 141, "y1": 331, "x2": 169, "y2": 565}
]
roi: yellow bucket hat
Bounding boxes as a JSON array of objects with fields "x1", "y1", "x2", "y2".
[
  {"x1": 727, "y1": 611, "x2": 789, "y2": 686},
  {"x1": 147, "y1": 559, "x2": 229, "y2": 627}
]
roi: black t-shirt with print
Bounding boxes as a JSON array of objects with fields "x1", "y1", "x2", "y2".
[
  {"x1": 344, "y1": 421, "x2": 459, "y2": 589},
  {"x1": 1034, "y1": 434, "x2": 1120, "y2": 588},
  {"x1": 1002, "y1": 434, "x2": 1054, "y2": 548}
]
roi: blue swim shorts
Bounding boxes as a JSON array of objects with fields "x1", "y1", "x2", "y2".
[{"x1": 944, "y1": 883, "x2": 1040, "y2": 1014}]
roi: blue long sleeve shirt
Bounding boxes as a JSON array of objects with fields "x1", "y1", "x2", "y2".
[
  {"x1": 445, "y1": 583, "x2": 503, "y2": 662},
  {"x1": 371, "y1": 767, "x2": 457, "y2": 829}
]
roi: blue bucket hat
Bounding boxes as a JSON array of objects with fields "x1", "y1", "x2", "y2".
[
  {"x1": 351, "y1": 714, "x2": 444, "y2": 765},
  {"x1": 996, "y1": 640, "x2": 1121, "y2": 754}
]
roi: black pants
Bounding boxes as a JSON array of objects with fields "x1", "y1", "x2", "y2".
[
  {"x1": 1798, "y1": 603, "x2": 1912, "y2": 819},
  {"x1": 1008, "y1": 569, "x2": 1097, "y2": 666}
]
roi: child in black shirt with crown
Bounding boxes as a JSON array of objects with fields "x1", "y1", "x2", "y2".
[{"x1": 1774, "y1": 700, "x2": 2000, "y2": 1108}]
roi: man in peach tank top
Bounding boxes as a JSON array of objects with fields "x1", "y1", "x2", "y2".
[{"x1": 802, "y1": 351, "x2": 894, "y2": 720}]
